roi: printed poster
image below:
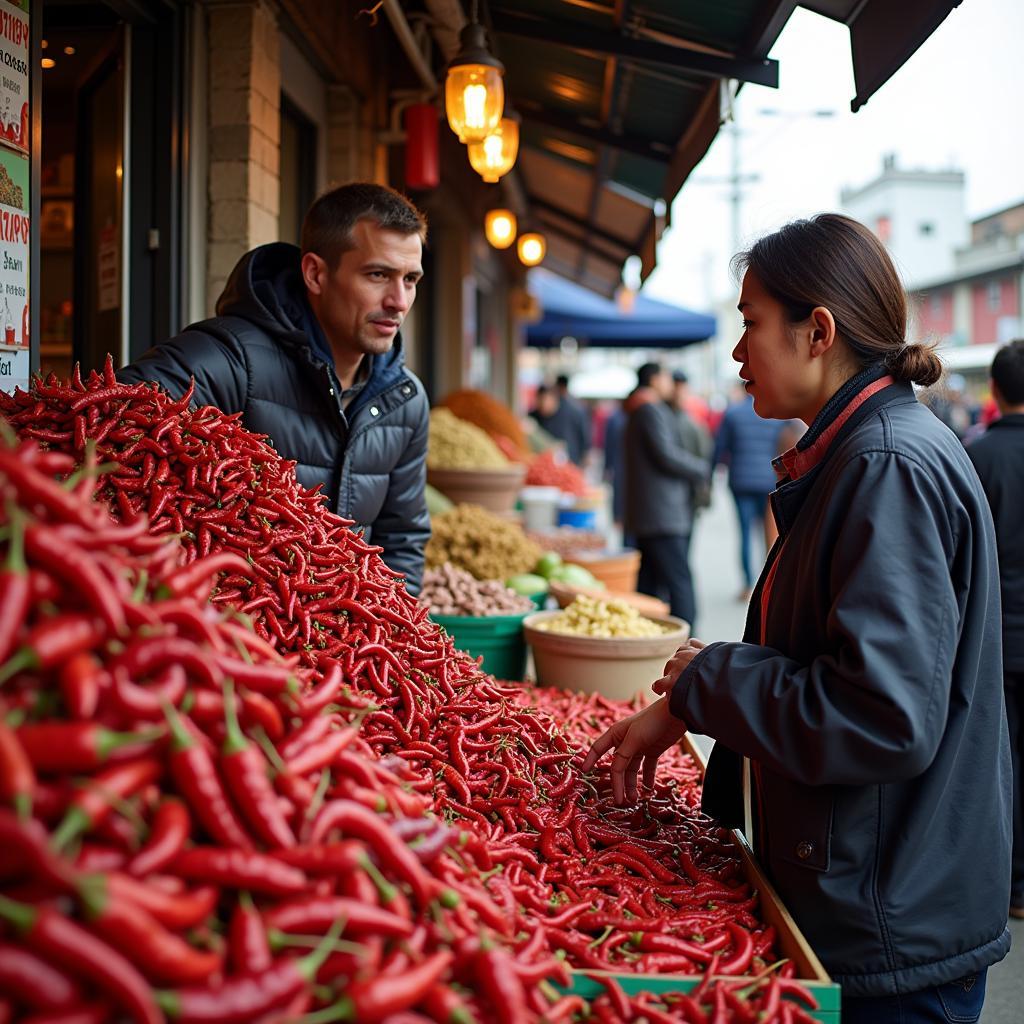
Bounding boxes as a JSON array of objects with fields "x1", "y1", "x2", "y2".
[
  {"x1": 0, "y1": 0, "x2": 29, "y2": 394},
  {"x1": 0, "y1": 0, "x2": 28, "y2": 155}
]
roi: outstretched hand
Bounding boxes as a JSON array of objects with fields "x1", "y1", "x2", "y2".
[{"x1": 580, "y1": 697, "x2": 689, "y2": 804}]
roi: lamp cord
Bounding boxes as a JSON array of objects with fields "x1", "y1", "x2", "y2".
[{"x1": 471, "y1": 0, "x2": 479, "y2": 26}]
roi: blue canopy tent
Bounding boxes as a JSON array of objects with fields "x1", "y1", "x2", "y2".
[{"x1": 526, "y1": 270, "x2": 715, "y2": 349}]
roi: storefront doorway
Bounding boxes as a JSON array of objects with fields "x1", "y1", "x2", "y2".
[{"x1": 39, "y1": 0, "x2": 185, "y2": 380}]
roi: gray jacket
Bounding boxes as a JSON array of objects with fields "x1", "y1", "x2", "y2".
[
  {"x1": 118, "y1": 243, "x2": 430, "y2": 592},
  {"x1": 623, "y1": 392, "x2": 709, "y2": 538},
  {"x1": 673, "y1": 369, "x2": 1011, "y2": 996}
]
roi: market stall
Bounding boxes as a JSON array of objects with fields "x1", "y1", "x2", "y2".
[{"x1": 0, "y1": 364, "x2": 835, "y2": 1023}]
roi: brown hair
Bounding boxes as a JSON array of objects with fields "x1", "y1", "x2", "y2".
[
  {"x1": 731, "y1": 213, "x2": 943, "y2": 387},
  {"x1": 300, "y1": 183, "x2": 427, "y2": 267}
]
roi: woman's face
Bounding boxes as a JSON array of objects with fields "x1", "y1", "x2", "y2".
[{"x1": 733, "y1": 270, "x2": 821, "y2": 423}]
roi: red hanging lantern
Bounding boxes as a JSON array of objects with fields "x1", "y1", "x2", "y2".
[{"x1": 404, "y1": 104, "x2": 440, "y2": 191}]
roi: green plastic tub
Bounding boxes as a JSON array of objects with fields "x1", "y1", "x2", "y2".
[{"x1": 431, "y1": 610, "x2": 530, "y2": 680}]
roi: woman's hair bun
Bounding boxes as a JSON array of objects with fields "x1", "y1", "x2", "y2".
[{"x1": 884, "y1": 342, "x2": 943, "y2": 388}]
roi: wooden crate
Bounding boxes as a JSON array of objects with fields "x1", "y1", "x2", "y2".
[{"x1": 564, "y1": 736, "x2": 842, "y2": 1022}]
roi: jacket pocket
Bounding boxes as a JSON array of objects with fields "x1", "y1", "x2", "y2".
[{"x1": 762, "y1": 772, "x2": 834, "y2": 873}]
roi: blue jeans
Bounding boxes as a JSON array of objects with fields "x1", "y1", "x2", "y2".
[
  {"x1": 731, "y1": 490, "x2": 766, "y2": 587},
  {"x1": 842, "y1": 971, "x2": 987, "y2": 1024}
]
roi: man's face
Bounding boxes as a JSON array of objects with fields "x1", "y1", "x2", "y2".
[
  {"x1": 303, "y1": 219, "x2": 423, "y2": 359},
  {"x1": 673, "y1": 380, "x2": 688, "y2": 407},
  {"x1": 651, "y1": 370, "x2": 673, "y2": 400}
]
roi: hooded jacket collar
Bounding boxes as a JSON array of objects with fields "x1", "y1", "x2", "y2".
[{"x1": 216, "y1": 242, "x2": 410, "y2": 414}]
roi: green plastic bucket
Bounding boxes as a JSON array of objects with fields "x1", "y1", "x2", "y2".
[{"x1": 431, "y1": 611, "x2": 530, "y2": 681}]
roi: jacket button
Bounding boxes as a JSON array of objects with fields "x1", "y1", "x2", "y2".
[
  {"x1": 401, "y1": 384, "x2": 412, "y2": 395},
  {"x1": 369, "y1": 406, "x2": 380, "y2": 416},
  {"x1": 328, "y1": 388, "x2": 335, "y2": 396},
  {"x1": 795, "y1": 841, "x2": 814, "y2": 860}
]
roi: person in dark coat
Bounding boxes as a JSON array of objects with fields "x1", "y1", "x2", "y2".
[
  {"x1": 530, "y1": 381, "x2": 590, "y2": 466},
  {"x1": 585, "y1": 214, "x2": 1011, "y2": 1022},
  {"x1": 118, "y1": 183, "x2": 431, "y2": 592},
  {"x1": 967, "y1": 338, "x2": 1024, "y2": 919},
  {"x1": 623, "y1": 362, "x2": 709, "y2": 628},
  {"x1": 712, "y1": 391, "x2": 783, "y2": 599}
]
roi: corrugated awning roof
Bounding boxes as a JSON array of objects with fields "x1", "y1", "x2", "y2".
[{"x1": 478, "y1": 0, "x2": 961, "y2": 297}]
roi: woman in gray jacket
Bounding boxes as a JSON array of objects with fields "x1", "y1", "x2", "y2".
[{"x1": 584, "y1": 214, "x2": 1011, "y2": 1023}]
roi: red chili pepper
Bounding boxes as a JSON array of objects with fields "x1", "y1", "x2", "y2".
[
  {"x1": 0, "y1": 894, "x2": 161, "y2": 1024},
  {"x1": 263, "y1": 894, "x2": 414, "y2": 938},
  {"x1": 51, "y1": 756, "x2": 162, "y2": 851},
  {"x1": 717, "y1": 921, "x2": 755, "y2": 976},
  {"x1": 78, "y1": 874, "x2": 223, "y2": 985},
  {"x1": 219, "y1": 681, "x2": 295, "y2": 849},
  {"x1": 116, "y1": 634, "x2": 219, "y2": 689},
  {"x1": 0, "y1": 448, "x2": 95, "y2": 528},
  {"x1": 155, "y1": 922, "x2": 341, "y2": 1023},
  {"x1": 475, "y1": 946, "x2": 528, "y2": 1024},
  {"x1": 58, "y1": 651, "x2": 105, "y2": 720},
  {"x1": 163, "y1": 551, "x2": 254, "y2": 598},
  {"x1": 106, "y1": 872, "x2": 219, "y2": 931},
  {"x1": 0, "y1": 808, "x2": 78, "y2": 890},
  {"x1": 228, "y1": 892, "x2": 272, "y2": 975},
  {"x1": 294, "y1": 657, "x2": 344, "y2": 717},
  {"x1": 16, "y1": 721, "x2": 165, "y2": 774},
  {"x1": 214, "y1": 654, "x2": 300, "y2": 698},
  {"x1": 11, "y1": 1003, "x2": 112, "y2": 1024},
  {"x1": 0, "y1": 940, "x2": 84, "y2": 1011},
  {"x1": 323, "y1": 950, "x2": 453, "y2": 1022},
  {"x1": 24, "y1": 524, "x2": 126, "y2": 635},
  {"x1": 0, "y1": 501, "x2": 29, "y2": 666},
  {"x1": 285, "y1": 725, "x2": 358, "y2": 777},
  {"x1": 109, "y1": 663, "x2": 188, "y2": 721},
  {"x1": 421, "y1": 983, "x2": 476, "y2": 1024},
  {"x1": 164, "y1": 701, "x2": 253, "y2": 850},
  {"x1": 0, "y1": 613, "x2": 105, "y2": 685},
  {"x1": 172, "y1": 847, "x2": 308, "y2": 897},
  {"x1": 127, "y1": 798, "x2": 191, "y2": 877},
  {"x1": 308, "y1": 798, "x2": 438, "y2": 906},
  {"x1": 0, "y1": 719, "x2": 34, "y2": 820}
]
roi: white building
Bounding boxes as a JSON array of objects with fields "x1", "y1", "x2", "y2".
[{"x1": 840, "y1": 154, "x2": 968, "y2": 288}]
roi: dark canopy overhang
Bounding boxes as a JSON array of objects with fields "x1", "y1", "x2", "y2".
[
  {"x1": 484, "y1": 0, "x2": 962, "y2": 296},
  {"x1": 525, "y1": 269, "x2": 715, "y2": 349}
]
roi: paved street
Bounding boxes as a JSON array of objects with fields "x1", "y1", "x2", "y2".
[{"x1": 690, "y1": 472, "x2": 1022, "y2": 1020}]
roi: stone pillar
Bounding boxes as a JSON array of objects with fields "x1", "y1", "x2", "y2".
[
  {"x1": 206, "y1": 0, "x2": 281, "y2": 312},
  {"x1": 325, "y1": 84, "x2": 378, "y2": 187}
]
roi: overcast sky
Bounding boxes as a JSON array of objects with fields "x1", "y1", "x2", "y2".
[{"x1": 643, "y1": 0, "x2": 1024, "y2": 311}]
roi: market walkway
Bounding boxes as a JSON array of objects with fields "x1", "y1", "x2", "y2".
[{"x1": 690, "y1": 473, "x2": 1023, "y2": 1021}]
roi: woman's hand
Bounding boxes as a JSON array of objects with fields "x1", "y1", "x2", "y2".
[
  {"x1": 651, "y1": 638, "x2": 707, "y2": 695},
  {"x1": 580, "y1": 697, "x2": 689, "y2": 804}
]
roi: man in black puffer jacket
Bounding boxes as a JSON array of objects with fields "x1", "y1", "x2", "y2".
[{"x1": 119, "y1": 183, "x2": 431, "y2": 592}]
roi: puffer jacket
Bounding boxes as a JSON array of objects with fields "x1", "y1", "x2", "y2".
[
  {"x1": 117, "y1": 243, "x2": 430, "y2": 592},
  {"x1": 672, "y1": 367, "x2": 1011, "y2": 996},
  {"x1": 712, "y1": 394, "x2": 783, "y2": 495}
]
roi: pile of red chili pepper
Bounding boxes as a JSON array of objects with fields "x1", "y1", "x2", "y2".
[
  {"x1": 524, "y1": 451, "x2": 588, "y2": 497},
  {"x1": 0, "y1": 362, "x2": 822, "y2": 1022}
]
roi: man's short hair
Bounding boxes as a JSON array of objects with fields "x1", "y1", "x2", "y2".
[
  {"x1": 991, "y1": 339, "x2": 1024, "y2": 405},
  {"x1": 672, "y1": 370, "x2": 689, "y2": 385},
  {"x1": 637, "y1": 362, "x2": 662, "y2": 388},
  {"x1": 300, "y1": 183, "x2": 427, "y2": 267},
  {"x1": 555, "y1": 374, "x2": 570, "y2": 390}
]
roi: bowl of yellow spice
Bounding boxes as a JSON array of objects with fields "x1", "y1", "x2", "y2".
[
  {"x1": 426, "y1": 408, "x2": 525, "y2": 514},
  {"x1": 523, "y1": 595, "x2": 689, "y2": 701}
]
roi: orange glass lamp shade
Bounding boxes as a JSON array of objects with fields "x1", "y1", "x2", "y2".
[
  {"x1": 445, "y1": 23, "x2": 505, "y2": 144},
  {"x1": 485, "y1": 209, "x2": 517, "y2": 249},
  {"x1": 468, "y1": 117, "x2": 519, "y2": 183},
  {"x1": 517, "y1": 232, "x2": 546, "y2": 267}
]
